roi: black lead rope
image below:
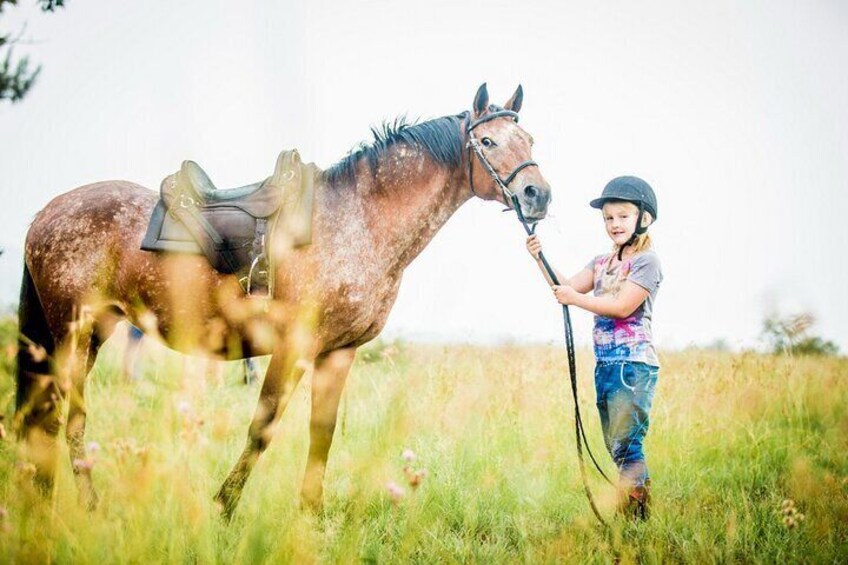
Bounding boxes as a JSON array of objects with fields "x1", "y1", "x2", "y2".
[
  {"x1": 463, "y1": 111, "x2": 613, "y2": 526},
  {"x1": 508, "y1": 193, "x2": 612, "y2": 528}
]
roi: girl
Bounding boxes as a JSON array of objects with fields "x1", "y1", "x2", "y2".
[{"x1": 526, "y1": 176, "x2": 662, "y2": 520}]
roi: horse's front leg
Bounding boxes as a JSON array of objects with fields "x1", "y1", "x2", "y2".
[
  {"x1": 215, "y1": 346, "x2": 306, "y2": 521},
  {"x1": 301, "y1": 346, "x2": 356, "y2": 513}
]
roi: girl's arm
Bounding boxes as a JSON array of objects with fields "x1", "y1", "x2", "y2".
[
  {"x1": 553, "y1": 280, "x2": 649, "y2": 319},
  {"x1": 526, "y1": 235, "x2": 594, "y2": 292}
]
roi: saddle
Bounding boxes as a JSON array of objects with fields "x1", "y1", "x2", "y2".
[{"x1": 141, "y1": 149, "x2": 317, "y2": 295}]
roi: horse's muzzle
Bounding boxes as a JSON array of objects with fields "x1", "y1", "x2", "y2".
[{"x1": 519, "y1": 184, "x2": 551, "y2": 221}]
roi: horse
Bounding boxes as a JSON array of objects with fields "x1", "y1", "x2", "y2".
[{"x1": 14, "y1": 83, "x2": 552, "y2": 519}]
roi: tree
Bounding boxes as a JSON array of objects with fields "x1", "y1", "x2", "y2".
[
  {"x1": 761, "y1": 311, "x2": 840, "y2": 357},
  {"x1": 0, "y1": 0, "x2": 65, "y2": 103}
]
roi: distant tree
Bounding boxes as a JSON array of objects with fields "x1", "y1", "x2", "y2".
[
  {"x1": 0, "y1": 0, "x2": 65, "y2": 103},
  {"x1": 789, "y1": 336, "x2": 839, "y2": 357},
  {"x1": 761, "y1": 311, "x2": 839, "y2": 357},
  {"x1": 705, "y1": 338, "x2": 730, "y2": 352}
]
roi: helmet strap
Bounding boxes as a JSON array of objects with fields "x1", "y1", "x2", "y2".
[{"x1": 617, "y1": 202, "x2": 646, "y2": 261}]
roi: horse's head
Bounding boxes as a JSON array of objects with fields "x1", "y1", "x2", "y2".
[{"x1": 464, "y1": 83, "x2": 551, "y2": 222}]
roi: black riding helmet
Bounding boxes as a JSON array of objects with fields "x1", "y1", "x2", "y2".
[{"x1": 589, "y1": 176, "x2": 658, "y2": 259}]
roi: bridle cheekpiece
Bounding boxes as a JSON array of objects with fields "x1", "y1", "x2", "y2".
[{"x1": 464, "y1": 110, "x2": 539, "y2": 225}]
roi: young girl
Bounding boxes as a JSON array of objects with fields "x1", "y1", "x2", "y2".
[{"x1": 526, "y1": 176, "x2": 662, "y2": 520}]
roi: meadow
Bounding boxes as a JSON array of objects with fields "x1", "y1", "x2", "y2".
[{"x1": 0, "y1": 324, "x2": 846, "y2": 563}]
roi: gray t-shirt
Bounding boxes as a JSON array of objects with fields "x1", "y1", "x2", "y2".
[{"x1": 584, "y1": 250, "x2": 662, "y2": 366}]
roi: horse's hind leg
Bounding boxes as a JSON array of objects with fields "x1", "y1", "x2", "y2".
[
  {"x1": 65, "y1": 309, "x2": 123, "y2": 509},
  {"x1": 65, "y1": 328, "x2": 107, "y2": 509},
  {"x1": 16, "y1": 312, "x2": 94, "y2": 499},
  {"x1": 301, "y1": 346, "x2": 356, "y2": 513},
  {"x1": 215, "y1": 346, "x2": 307, "y2": 520},
  {"x1": 15, "y1": 264, "x2": 61, "y2": 495}
]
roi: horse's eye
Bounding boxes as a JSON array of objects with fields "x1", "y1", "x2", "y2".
[{"x1": 481, "y1": 137, "x2": 495, "y2": 148}]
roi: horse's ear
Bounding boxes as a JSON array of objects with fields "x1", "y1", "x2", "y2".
[
  {"x1": 504, "y1": 84, "x2": 523, "y2": 113},
  {"x1": 473, "y1": 83, "x2": 489, "y2": 118}
]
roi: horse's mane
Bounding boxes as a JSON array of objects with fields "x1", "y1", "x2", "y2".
[{"x1": 322, "y1": 112, "x2": 469, "y2": 187}]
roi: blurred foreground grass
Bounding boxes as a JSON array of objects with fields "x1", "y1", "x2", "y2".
[{"x1": 0, "y1": 327, "x2": 846, "y2": 563}]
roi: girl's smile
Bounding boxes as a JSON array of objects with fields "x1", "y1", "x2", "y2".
[{"x1": 603, "y1": 201, "x2": 640, "y2": 246}]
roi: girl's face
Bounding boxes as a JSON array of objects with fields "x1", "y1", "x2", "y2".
[{"x1": 602, "y1": 201, "x2": 640, "y2": 246}]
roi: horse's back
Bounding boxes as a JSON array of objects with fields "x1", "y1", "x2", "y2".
[
  {"x1": 25, "y1": 181, "x2": 157, "y2": 333},
  {"x1": 31, "y1": 180, "x2": 155, "y2": 227}
]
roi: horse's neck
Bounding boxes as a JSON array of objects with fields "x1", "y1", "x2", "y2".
[{"x1": 324, "y1": 148, "x2": 469, "y2": 276}]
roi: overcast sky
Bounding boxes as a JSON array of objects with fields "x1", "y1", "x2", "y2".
[{"x1": 1, "y1": 0, "x2": 846, "y2": 352}]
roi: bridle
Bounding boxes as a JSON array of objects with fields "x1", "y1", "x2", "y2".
[{"x1": 464, "y1": 110, "x2": 539, "y2": 224}]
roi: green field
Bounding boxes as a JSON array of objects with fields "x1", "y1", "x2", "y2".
[{"x1": 1, "y1": 329, "x2": 846, "y2": 563}]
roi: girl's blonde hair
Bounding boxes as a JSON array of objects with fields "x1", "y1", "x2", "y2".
[{"x1": 627, "y1": 231, "x2": 653, "y2": 254}]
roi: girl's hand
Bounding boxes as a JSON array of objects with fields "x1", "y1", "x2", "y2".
[
  {"x1": 526, "y1": 234, "x2": 542, "y2": 259},
  {"x1": 552, "y1": 285, "x2": 579, "y2": 305}
]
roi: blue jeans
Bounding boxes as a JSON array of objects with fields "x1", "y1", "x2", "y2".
[{"x1": 594, "y1": 361, "x2": 659, "y2": 488}]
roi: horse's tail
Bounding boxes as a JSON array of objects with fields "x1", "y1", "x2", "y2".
[{"x1": 15, "y1": 263, "x2": 55, "y2": 418}]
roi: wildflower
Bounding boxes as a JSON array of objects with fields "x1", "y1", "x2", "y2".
[
  {"x1": 73, "y1": 458, "x2": 94, "y2": 473},
  {"x1": 86, "y1": 441, "x2": 101, "y2": 454},
  {"x1": 408, "y1": 468, "x2": 427, "y2": 489},
  {"x1": 778, "y1": 499, "x2": 804, "y2": 529},
  {"x1": 177, "y1": 400, "x2": 191, "y2": 415},
  {"x1": 386, "y1": 481, "x2": 405, "y2": 504},
  {"x1": 402, "y1": 449, "x2": 416, "y2": 462}
]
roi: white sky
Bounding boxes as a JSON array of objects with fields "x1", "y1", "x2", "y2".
[{"x1": 1, "y1": 0, "x2": 847, "y2": 352}]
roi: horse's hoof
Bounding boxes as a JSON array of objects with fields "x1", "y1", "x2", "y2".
[
  {"x1": 79, "y1": 489, "x2": 100, "y2": 511},
  {"x1": 214, "y1": 492, "x2": 236, "y2": 523},
  {"x1": 33, "y1": 473, "x2": 55, "y2": 498},
  {"x1": 300, "y1": 493, "x2": 324, "y2": 516}
]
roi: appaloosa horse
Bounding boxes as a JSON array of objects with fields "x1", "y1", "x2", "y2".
[{"x1": 15, "y1": 83, "x2": 551, "y2": 518}]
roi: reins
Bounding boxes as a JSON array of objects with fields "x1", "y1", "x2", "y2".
[{"x1": 464, "y1": 111, "x2": 613, "y2": 527}]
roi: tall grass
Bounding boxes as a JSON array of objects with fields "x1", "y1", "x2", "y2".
[{"x1": 1, "y1": 329, "x2": 846, "y2": 563}]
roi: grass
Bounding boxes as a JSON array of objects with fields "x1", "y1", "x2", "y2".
[{"x1": 0, "y1": 327, "x2": 846, "y2": 563}]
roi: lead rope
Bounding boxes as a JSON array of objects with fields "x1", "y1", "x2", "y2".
[
  {"x1": 508, "y1": 198, "x2": 611, "y2": 528},
  {"x1": 464, "y1": 112, "x2": 613, "y2": 527}
]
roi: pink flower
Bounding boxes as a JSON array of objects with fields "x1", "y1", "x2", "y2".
[
  {"x1": 73, "y1": 458, "x2": 94, "y2": 473},
  {"x1": 386, "y1": 481, "x2": 405, "y2": 504},
  {"x1": 402, "y1": 449, "x2": 416, "y2": 462}
]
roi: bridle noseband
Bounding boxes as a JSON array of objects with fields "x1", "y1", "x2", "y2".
[{"x1": 464, "y1": 110, "x2": 539, "y2": 224}]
